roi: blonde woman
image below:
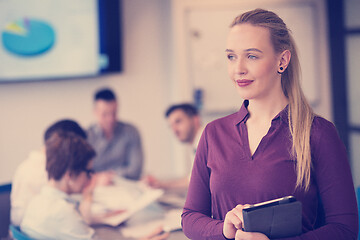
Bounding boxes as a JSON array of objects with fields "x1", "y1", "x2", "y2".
[{"x1": 181, "y1": 9, "x2": 358, "y2": 240}]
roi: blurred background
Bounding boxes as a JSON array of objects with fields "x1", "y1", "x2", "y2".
[{"x1": 0, "y1": 0, "x2": 359, "y2": 189}]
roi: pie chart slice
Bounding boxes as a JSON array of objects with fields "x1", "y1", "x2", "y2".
[{"x1": 2, "y1": 18, "x2": 55, "y2": 56}]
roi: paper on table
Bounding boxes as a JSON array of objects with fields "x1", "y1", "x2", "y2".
[
  {"x1": 157, "y1": 193, "x2": 186, "y2": 208},
  {"x1": 163, "y1": 208, "x2": 183, "y2": 232},
  {"x1": 91, "y1": 178, "x2": 164, "y2": 227},
  {"x1": 121, "y1": 208, "x2": 183, "y2": 238}
]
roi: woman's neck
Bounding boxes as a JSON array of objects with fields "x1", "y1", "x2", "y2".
[{"x1": 247, "y1": 95, "x2": 288, "y2": 123}]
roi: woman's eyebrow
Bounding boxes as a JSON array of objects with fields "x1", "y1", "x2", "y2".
[
  {"x1": 245, "y1": 48, "x2": 263, "y2": 53},
  {"x1": 225, "y1": 48, "x2": 263, "y2": 53}
]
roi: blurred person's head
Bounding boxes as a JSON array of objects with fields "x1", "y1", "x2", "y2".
[
  {"x1": 165, "y1": 104, "x2": 200, "y2": 144},
  {"x1": 46, "y1": 131, "x2": 96, "y2": 194},
  {"x1": 44, "y1": 119, "x2": 87, "y2": 142},
  {"x1": 93, "y1": 88, "x2": 118, "y2": 135}
]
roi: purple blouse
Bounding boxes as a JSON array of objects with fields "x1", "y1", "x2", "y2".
[{"x1": 182, "y1": 102, "x2": 358, "y2": 240}]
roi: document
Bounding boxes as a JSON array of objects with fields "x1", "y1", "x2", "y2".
[
  {"x1": 121, "y1": 208, "x2": 183, "y2": 238},
  {"x1": 91, "y1": 177, "x2": 164, "y2": 226}
]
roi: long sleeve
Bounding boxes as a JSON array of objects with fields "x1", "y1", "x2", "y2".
[
  {"x1": 114, "y1": 128, "x2": 143, "y2": 180},
  {"x1": 10, "y1": 150, "x2": 47, "y2": 226},
  {"x1": 182, "y1": 110, "x2": 359, "y2": 240},
  {"x1": 182, "y1": 126, "x2": 226, "y2": 240},
  {"x1": 275, "y1": 120, "x2": 358, "y2": 240}
]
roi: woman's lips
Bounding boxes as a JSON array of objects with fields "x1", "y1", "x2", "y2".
[{"x1": 236, "y1": 79, "x2": 254, "y2": 87}]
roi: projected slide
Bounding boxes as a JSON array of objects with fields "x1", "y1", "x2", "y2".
[
  {"x1": 0, "y1": 0, "x2": 99, "y2": 81},
  {"x1": 2, "y1": 18, "x2": 55, "y2": 56}
]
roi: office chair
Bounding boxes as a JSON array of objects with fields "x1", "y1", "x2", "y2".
[
  {"x1": 357, "y1": 187, "x2": 360, "y2": 240},
  {"x1": 9, "y1": 225, "x2": 35, "y2": 240},
  {"x1": 0, "y1": 184, "x2": 11, "y2": 238}
]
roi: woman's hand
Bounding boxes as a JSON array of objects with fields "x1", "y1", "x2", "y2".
[
  {"x1": 223, "y1": 204, "x2": 248, "y2": 239},
  {"x1": 234, "y1": 229, "x2": 269, "y2": 240},
  {"x1": 223, "y1": 204, "x2": 269, "y2": 240},
  {"x1": 142, "y1": 174, "x2": 162, "y2": 188},
  {"x1": 94, "y1": 171, "x2": 115, "y2": 186}
]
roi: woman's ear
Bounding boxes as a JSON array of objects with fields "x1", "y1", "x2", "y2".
[{"x1": 278, "y1": 50, "x2": 291, "y2": 73}]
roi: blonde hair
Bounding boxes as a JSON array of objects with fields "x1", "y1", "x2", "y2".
[{"x1": 231, "y1": 9, "x2": 314, "y2": 191}]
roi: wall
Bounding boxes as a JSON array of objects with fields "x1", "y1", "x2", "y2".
[
  {"x1": 0, "y1": 0, "x2": 334, "y2": 185},
  {"x1": 0, "y1": 0, "x2": 174, "y2": 184}
]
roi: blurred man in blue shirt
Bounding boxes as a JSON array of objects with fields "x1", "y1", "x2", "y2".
[{"x1": 87, "y1": 88, "x2": 144, "y2": 183}]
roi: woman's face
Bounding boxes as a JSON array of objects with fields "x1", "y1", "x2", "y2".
[{"x1": 226, "y1": 23, "x2": 283, "y2": 101}]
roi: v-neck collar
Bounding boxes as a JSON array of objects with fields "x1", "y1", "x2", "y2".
[{"x1": 234, "y1": 100, "x2": 289, "y2": 160}]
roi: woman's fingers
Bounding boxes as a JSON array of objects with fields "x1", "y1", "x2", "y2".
[
  {"x1": 223, "y1": 204, "x2": 246, "y2": 239},
  {"x1": 225, "y1": 210, "x2": 242, "y2": 229},
  {"x1": 235, "y1": 204, "x2": 250, "y2": 224},
  {"x1": 235, "y1": 228, "x2": 269, "y2": 240}
]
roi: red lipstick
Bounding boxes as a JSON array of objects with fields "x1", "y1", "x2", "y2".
[{"x1": 236, "y1": 79, "x2": 253, "y2": 87}]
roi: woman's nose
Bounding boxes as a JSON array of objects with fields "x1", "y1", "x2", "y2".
[{"x1": 235, "y1": 58, "x2": 247, "y2": 75}]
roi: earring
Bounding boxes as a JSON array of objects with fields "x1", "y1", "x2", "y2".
[{"x1": 277, "y1": 66, "x2": 284, "y2": 74}]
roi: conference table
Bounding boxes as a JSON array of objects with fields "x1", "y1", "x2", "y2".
[
  {"x1": 92, "y1": 186, "x2": 189, "y2": 240},
  {"x1": 95, "y1": 225, "x2": 188, "y2": 240}
]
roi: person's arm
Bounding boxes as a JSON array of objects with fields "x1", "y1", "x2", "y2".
[
  {"x1": 11, "y1": 170, "x2": 32, "y2": 226},
  {"x1": 144, "y1": 174, "x2": 189, "y2": 191},
  {"x1": 139, "y1": 225, "x2": 170, "y2": 240},
  {"x1": 78, "y1": 179, "x2": 96, "y2": 225},
  {"x1": 273, "y1": 120, "x2": 358, "y2": 240},
  {"x1": 57, "y1": 204, "x2": 95, "y2": 240},
  {"x1": 10, "y1": 152, "x2": 47, "y2": 226},
  {"x1": 79, "y1": 179, "x2": 125, "y2": 225},
  {"x1": 181, "y1": 126, "x2": 226, "y2": 240}
]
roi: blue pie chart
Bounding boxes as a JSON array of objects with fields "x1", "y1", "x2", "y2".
[{"x1": 1, "y1": 18, "x2": 55, "y2": 56}]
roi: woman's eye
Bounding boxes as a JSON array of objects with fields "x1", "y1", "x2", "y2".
[
  {"x1": 227, "y1": 54, "x2": 235, "y2": 60},
  {"x1": 248, "y1": 54, "x2": 258, "y2": 60}
]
